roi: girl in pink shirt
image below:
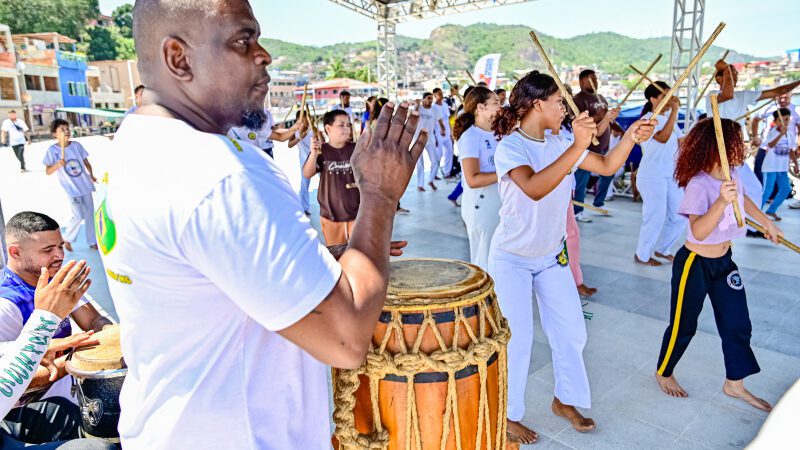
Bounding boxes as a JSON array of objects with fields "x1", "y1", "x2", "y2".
[{"x1": 655, "y1": 118, "x2": 783, "y2": 412}]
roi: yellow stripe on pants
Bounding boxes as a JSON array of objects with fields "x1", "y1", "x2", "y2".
[{"x1": 657, "y1": 252, "x2": 696, "y2": 376}]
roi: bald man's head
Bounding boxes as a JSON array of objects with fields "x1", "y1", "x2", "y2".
[{"x1": 132, "y1": 0, "x2": 272, "y2": 133}]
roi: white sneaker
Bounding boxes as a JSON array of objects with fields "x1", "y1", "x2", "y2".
[
  {"x1": 575, "y1": 212, "x2": 593, "y2": 223},
  {"x1": 789, "y1": 200, "x2": 800, "y2": 210}
]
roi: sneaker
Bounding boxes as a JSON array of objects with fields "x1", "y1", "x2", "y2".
[
  {"x1": 766, "y1": 212, "x2": 781, "y2": 221},
  {"x1": 575, "y1": 212, "x2": 592, "y2": 223},
  {"x1": 396, "y1": 207, "x2": 410, "y2": 215},
  {"x1": 788, "y1": 200, "x2": 800, "y2": 209}
]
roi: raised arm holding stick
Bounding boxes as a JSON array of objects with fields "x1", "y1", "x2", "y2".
[
  {"x1": 694, "y1": 49, "x2": 730, "y2": 109},
  {"x1": 528, "y1": 30, "x2": 600, "y2": 146},
  {"x1": 709, "y1": 94, "x2": 744, "y2": 228},
  {"x1": 618, "y1": 54, "x2": 662, "y2": 108}
]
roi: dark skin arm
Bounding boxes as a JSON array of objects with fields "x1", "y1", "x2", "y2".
[{"x1": 70, "y1": 303, "x2": 113, "y2": 332}]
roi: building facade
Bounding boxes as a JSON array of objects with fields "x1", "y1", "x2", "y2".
[
  {"x1": 0, "y1": 24, "x2": 23, "y2": 121},
  {"x1": 88, "y1": 60, "x2": 141, "y2": 109}
]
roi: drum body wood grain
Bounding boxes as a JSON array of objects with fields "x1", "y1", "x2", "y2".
[{"x1": 333, "y1": 259, "x2": 510, "y2": 450}]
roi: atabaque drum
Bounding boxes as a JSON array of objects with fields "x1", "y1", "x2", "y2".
[
  {"x1": 333, "y1": 259, "x2": 511, "y2": 450},
  {"x1": 65, "y1": 324, "x2": 126, "y2": 442}
]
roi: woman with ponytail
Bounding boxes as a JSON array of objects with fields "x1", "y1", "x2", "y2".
[
  {"x1": 454, "y1": 86, "x2": 502, "y2": 269},
  {"x1": 488, "y1": 71, "x2": 655, "y2": 441},
  {"x1": 635, "y1": 81, "x2": 687, "y2": 266}
]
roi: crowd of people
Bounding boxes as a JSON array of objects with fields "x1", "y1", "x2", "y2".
[{"x1": 1, "y1": 0, "x2": 799, "y2": 448}]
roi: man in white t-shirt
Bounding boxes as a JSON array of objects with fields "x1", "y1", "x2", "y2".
[
  {"x1": 433, "y1": 88, "x2": 455, "y2": 177},
  {"x1": 1, "y1": 111, "x2": 31, "y2": 172},
  {"x1": 751, "y1": 93, "x2": 800, "y2": 182},
  {"x1": 414, "y1": 92, "x2": 444, "y2": 191},
  {"x1": 101, "y1": 2, "x2": 428, "y2": 449}
]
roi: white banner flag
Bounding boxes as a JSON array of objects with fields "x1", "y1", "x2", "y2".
[{"x1": 472, "y1": 54, "x2": 502, "y2": 90}]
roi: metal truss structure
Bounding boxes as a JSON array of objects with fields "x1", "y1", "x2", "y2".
[
  {"x1": 669, "y1": 0, "x2": 705, "y2": 126},
  {"x1": 329, "y1": 0, "x2": 536, "y2": 96},
  {"x1": 329, "y1": 0, "x2": 708, "y2": 107}
]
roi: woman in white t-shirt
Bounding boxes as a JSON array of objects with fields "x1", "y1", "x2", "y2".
[
  {"x1": 635, "y1": 81, "x2": 687, "y2": 266},
  {"x1": 761, "y1": 108, "x2": 796, "y2": 220},
  {"x1": 488, "y1": 71, "x2": 655, "y2": 442},
  {"x1": 453, "y1": 86, "x2": 501, "y2": 270}
]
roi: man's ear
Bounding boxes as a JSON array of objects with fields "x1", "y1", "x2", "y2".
[
  {"x1": 162, "y1": 36, "x2": 193, "y2": 82},
  {"x1": 7, "y1": 244, "x2": 22, "y2": 260}
]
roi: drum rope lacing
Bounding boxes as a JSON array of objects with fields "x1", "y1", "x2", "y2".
[{"x1": 332, "y1": 286, "x2": 511, "y2": 450}]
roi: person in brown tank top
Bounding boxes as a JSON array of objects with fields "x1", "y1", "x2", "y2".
[{"x1": 303, "y1": 110, "x2": 360, "y2": 245}]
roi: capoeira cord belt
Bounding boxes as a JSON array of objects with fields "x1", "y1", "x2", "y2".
[{"x1": 332, "y1": 285, "x2": 511, "y2": 450}]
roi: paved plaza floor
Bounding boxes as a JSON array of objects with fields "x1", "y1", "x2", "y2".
[{"x1": 2, "y1": 137, "x2": 798, "y2": 449}]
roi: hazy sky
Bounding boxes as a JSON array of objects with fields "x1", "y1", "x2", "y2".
[{"x1": 100, "y1": 0, "x2": 798, "y2": 57}]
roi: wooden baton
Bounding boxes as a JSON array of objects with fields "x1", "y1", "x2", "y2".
[
  {"x1": 709, "y1": 93, "x2": 744, "y2": 228},
  {"x1": 529, "y1": 30, "x2": 600, "y2": 146},
  {"x1": 465, "y1": 70, "x2": 477, "y2": 85},
  {"x1": 652, "y1": 22, "x2": 727, "y2": 117},
  {"x1": 571, "y1": 200, "x2": 609, "y2": 215},
  {"x1": 628, "y1": 65, "x2": 667, "y2": 94},
  {"x1": 733, "y1": 101, "x2": 771, "y2": 122},
  {"x1": 746, "y1": 218, "x2": 800, "y2": 254},
  {"x1": 619, "y1": 54, "x2": 663, "y2": 107}
]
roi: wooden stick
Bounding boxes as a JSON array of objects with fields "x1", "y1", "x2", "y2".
[
  {"x1": 709, "y1": 94, "x2": 744, "y2": 228},
  {"x1": 619, "y1": 54, "x2": 662, "y2": 107},
  {"x1": 297, "y1": 84, "x2": 310, "y2": 124},
  {"x1": 445, "y1": 77, "x2": 463, "y2": 101},
  {"x1": 465, "y1": 70, "x2": 477, "y2": 85},
  {"x1": 529, "y1": 30, "x2": 600, "y2": 146},
  {"x1": 305, "y1": 103, "x2": 320, "y2": 141},
  {"x1": 694, "y1": 49, "x2": 730, "y2": 109},
  {"x1": 571, "y1": 200, "x2": 609, "y2": 215},
  {"x1": 628, "y1": 65, "x2": 667, "y2": 93},
  {"x1": 746, "y1": 218, "x2": 800, "y2": 254},
  {"x1": 774, "y1": 101, "x2": 787, "y2": 127},
  {"x1": 280, "y1": 104, "x2": 295, "y2": 124},
  {"x1": 652, "y1": 22, "x2": 726, "y2": 117},
  {"x1": 733, "y1": 100, "x2": 771, "y2": 122},
  {"x1": 57, "y1": 132, "x2": 67, "y2": 161}
]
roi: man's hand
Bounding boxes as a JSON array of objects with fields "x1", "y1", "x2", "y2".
[
  {"x1": 327, "y1": 240, "x2": 408, "y2": 260},
  {"x1": 764, "y1": 222, "x2": 784, "y2": 245},
  {"x1": 351, "y1": 102, "x2": 427, "y2": 205},
  {"x1": 43, "y1": 331, "x2": 100, "y2": 381},
  {"x1": 33, "y1": 260, "x2": 92, "y2": 320},
  {"x1": 752, "y1": 136, "x2": 762, "y2": 148},
  {"x1": 606, "y1": 106, "x2": 621, "y2": 121}
]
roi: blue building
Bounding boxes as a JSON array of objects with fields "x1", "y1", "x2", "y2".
[{"x1": 56, "y1": 48, "x2": 90, "y2": 108}]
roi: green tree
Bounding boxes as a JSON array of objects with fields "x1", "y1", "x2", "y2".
[
  {"x1": 112, "y1": 3, "x2": 133, "y2": 39},
  {"x1": 81, "y1": 26, "x2": 118, "y2": 61},
  {"x1": 0, "y1": 0, "x2": 99, "y2": 39}
]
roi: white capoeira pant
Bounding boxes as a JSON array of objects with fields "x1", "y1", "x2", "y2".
[
  {"x1": 64, "y1": 194, "x2": 96, "y2": 246},
  {"x1": 440, "y1": 138, "x2": 454, "y2": 177},
  {"x1": 489, "y1": 244, "x2": 590, "y2": 422},
  {"x1": 416, "y1": 138, "x2": 441, "y2": 187},
  {"x1": 298, "y1": 145, "x2": 312, "y2": 212},
  {"x1": 635, "y1": 177, "x2": 685, "y2": 261},
  {"x1": 461, "y1": 183, "x2": 500, "y2": 270}
]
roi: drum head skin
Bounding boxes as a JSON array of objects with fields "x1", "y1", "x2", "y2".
[
  {"x1": 69, "y1": 324, "x2": 125, "y2": 372},
  {"x1": 386, "y1": 258, "x2": 491, "y2": 309}
]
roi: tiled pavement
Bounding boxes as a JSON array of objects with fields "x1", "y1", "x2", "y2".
[{"x1": 2, "y1": 138, "x2": 798, "y2": 449}]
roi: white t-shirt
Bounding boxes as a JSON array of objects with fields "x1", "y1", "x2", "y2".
[
  {"x1": 42, "y1": 141, "x2": 96, "y2": 197},
  {"x1": 1, "y1": 119, "x2": 29, "y2": 146},
  {"x1": 492, "y1": 132, "x2": 582, "y2": 258},
  {"x1": 705, "y1": 90, "x2": 762, "y2": 132},
  {"x1": 434, "y1": 102, "x2": 452, "y2": 135},
  {"x1": 415, "y1": 105, "x2": 440, "y2": 141},
  {"x1": 762, "y1": 127, "x2": 795, "y2": 173},
  {"x1": 759, "y1": 104, "x2": 800, "y2": 144},
  {"x1": 228, "y1": 109, "x2": 275, "y2": 152},
  {"x1": 100, "y1": 114, "x2": 341, "y2": 450},
  {"x1": 457, "y1": 126, "x2": 497, "y2": 174},
  {"x1": 331, "y1": 104, "x2": 355, "y2": 123},
  {"x1": 638, "y1": 112, "x2": 684, "y2": 179},
  {"x1": 295, "y1": 130, "x2": 312, "y2": 168}
]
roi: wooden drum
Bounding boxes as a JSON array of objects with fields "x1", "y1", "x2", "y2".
[{"x1": 333, "y1": 258, "x2": 511, "y2": 450}]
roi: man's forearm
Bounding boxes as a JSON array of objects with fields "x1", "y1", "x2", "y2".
[
  {"x1": 90, "y1": 315, "x2": 113, "y2": 332},
  {"x1": 28, "y1": 357, "x2": 67, "y2": 390}
]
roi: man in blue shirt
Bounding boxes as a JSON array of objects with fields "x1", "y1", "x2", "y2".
[{"x1": 0, "y1": 212, "x2": 112, "y2": 444}]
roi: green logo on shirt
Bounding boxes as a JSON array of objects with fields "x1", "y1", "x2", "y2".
[{"x1": 95, "y1": 199, "x2": 117, "y2": 255}]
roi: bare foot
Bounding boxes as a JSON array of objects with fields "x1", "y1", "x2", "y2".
[
  {"x1": 655, "y1": 372, "x2": 688, "y2": 397},
  {"x1": 577, "y1": 284, "x2": 596, "y2": 297},
  {"x1": 655, "y1": 252, "x2": 674, "y2": 262},
  {"x1": 428, "y1": 182, "x2": 438, "y2": 191},
  {"x1": 723, "y1": 379, "x2": 772, "y2": 412},
  {"x1": 507, "y1": 420, "x2": 538, "y2": 444},
  {"x1": 64, "y1": 242, "x2": 73, "y2": 252},
  {"x1": 634, "y1": 255, "x2": 662, "y2": 266},
  {"x1": 551, "y1": 397, "x2": 595, "y2": 432},
  {"x1": 417, "y1": 186, "x2": 425, "y2": 192}
]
